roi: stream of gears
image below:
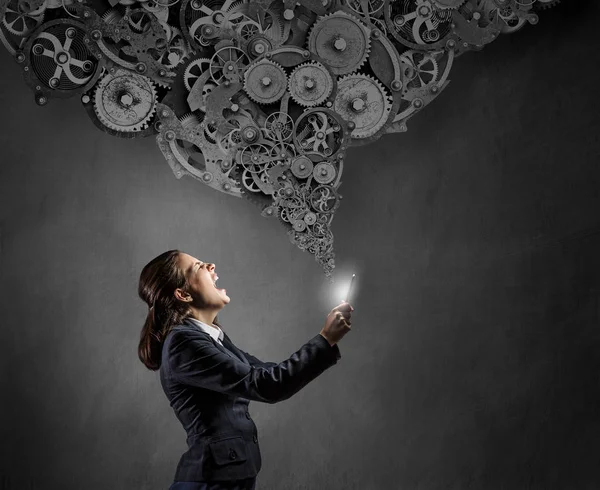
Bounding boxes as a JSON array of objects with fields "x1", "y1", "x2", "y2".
[{"x1": 0, "y1": 0, "x2": 560, "y2": 279}]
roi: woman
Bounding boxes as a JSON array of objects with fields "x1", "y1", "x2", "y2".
[{"x1": 138, "y1": 250, "x2": 353, "y2": 490}]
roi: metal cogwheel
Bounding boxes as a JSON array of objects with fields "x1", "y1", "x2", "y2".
[
  {"x1": 183, "y1": 57, "x2": 211, "y2": 91},
  {"x1": 307, "y1": 11, "x2": 371, "y2": 76},
  {"x1": 243, "y1": 59, "x2": 288, "y2": 105},
  {"x1": 333, "y1": 73, "x2": 393, "y2": 139},
  {"x1": 288, "y1": 61, "x2": 334, "y2": 107},
  {"x1": 313, "y1": 161, "x2": 336, "y2": 184},
  {"x1": 2, "y1": 0, "x2": 46, "y2": 36},
  {"x1": 93, "y1": 68, "x2": 157, "y2": 132},
  {"x1": 399, "y1": 50, "x2": 440, "y2": 89},
  {"x1": 291, "y1": 155, "x2": 314, "y2": 179}
]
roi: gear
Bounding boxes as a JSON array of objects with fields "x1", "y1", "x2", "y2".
[
  {"x1": 313, "y1": 161, "x2": 336, "y2": 184},
  {"x1": 333, "y1": 73, "x2": 392, "y2": 139},
  {"x1": 264, "y1": 112, "x2": 294, "y2": 142},
  {"x1": 399, "y1": 50, "x2": 440, "y2": 88},
  {"x1": 93, "y1": 68, "x2": 157, "y2": 132},
  {"x1": 288, "y1": 61, "x2": 334, "y2": 108},
  {"x1": 183, "y1": 57, "x2": 211, "y2": 91},
  {"x1": 309, "y1": 184, "x2": 340, "y2": 214},
  {"x1": 291, "y1": 156, "x2": 314, "y2": 179},
  {"x1": 307, "y1": 11, "x2": 371, "y2": 76},
  {"x1": 243, "y1": 59, "x2": 288, "y2": 105},
  {"x1": 2, "y1": 0, "x2": 45, "y2": 37},
  {"x1": 209, "y1": 45, "x2": 250, "y2": 84},
  {"x1": 293, "y1": 109, "x2": 345, "y2": 157}
]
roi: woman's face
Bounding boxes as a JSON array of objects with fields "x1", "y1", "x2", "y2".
[{"x1": 176, "y1": 252, "x2": 230, "y2": 309}]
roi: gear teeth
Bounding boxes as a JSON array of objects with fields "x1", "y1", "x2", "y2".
[
  {"x1": 288, "y1": 61, "x2": 334, "y2": 108},
  {"x1": 243, "y1": 59, "x2": 288, "y2": 105},
  {"x1": 101, "y1": 8, "x2": 123, "y2": 24},
  {"x1": 93, "y1": 70, "x2": 158, "y2": 133},
  {"x1": 335, "y1": 73, "x2": 393, "y2": 139},
  {"x1": 306, "y1": 10, "x2": 371, "y2": 76}
]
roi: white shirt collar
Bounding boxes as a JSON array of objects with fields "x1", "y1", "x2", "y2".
[{"x1": 187, "y1": 317, "x2": 224, "y2": 344}]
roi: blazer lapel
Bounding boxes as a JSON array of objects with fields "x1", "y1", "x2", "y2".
[{"x1": 222, "y1": 333, "x2": 250, "y2": 366}]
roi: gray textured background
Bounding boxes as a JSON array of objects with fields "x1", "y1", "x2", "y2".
[{"x1": 1, "y1": 1, "x2": 599, "y2": 489}]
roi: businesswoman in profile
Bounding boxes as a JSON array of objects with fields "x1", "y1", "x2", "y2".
[{"x1": 137, "y1": 250, "x2": 354, "y2": 490}]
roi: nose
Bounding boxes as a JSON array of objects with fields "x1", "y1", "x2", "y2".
[{"x1": 207, "y1": 263, "x2": 215, "y2": 271}]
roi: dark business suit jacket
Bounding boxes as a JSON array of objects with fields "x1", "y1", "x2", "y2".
[{"x1": 160, "y1": 318, "x2": 342, "y2": 482}]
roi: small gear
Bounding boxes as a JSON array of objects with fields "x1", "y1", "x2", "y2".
[
  {"x1": 399, "y1": 50, "x2": 440, "y2": 89},
  {"x1": 307, "y1": 11, "x2": 371, "y2": 76},
  {"x1": 93, "y1": 68, "x2": 157, "y2": 132},
  {"x1": 243, "y1": 59, "x2": 288, "y2": 105},
  {"x1": 264, "y1": 112, "x2": 294, "y2": 142},
  {"x1": 313, "y1": 161, "x2": 336, "y2": 184},
  {"x1": 288, "y1": 61, "x2": 334, "y2": 108},
  {"x1": 333, "y1": 73, "x2": 393, "y2": 139},
  {"x1": 183, "y1": 57, "x2": 211, "y2": 91},
  {"x1": 291, "y1": 156, "x2": 314, "y2": 179}
]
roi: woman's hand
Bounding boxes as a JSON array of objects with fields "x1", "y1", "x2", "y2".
[{"x1": 320, "y1": 301, "x2": 354, "y2": 346}]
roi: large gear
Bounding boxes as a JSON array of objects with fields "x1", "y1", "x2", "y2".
[
  {"x1": 288, "y1": 61, "x2": 334, "y2": 108},
  {"x1": 333, "y1": 73, "x2": 393, "y2": 139},
  {"x1": 93, "y1": 68, "x2": 157, "y2": 132},
  {"x1": 307, "y1": 11, "x2": 371, "y2": 76},
  {"x1": 243, "y1": 59, "x2": 288, "y2": 105}
]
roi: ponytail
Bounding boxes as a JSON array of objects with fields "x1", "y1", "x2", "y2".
[{"x1": 138, "y1": 308, "x2": 164, "y2": 371}]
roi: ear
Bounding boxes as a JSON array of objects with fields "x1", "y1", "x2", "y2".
[{"x1": 174, "y1": 288, "x2": 191, "y2": 302}]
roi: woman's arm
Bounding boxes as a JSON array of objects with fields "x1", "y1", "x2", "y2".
[{"x1": 165, "y1": 328, "x2": 341, "y2": 404}]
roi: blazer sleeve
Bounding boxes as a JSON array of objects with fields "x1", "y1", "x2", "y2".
[
  {"x1": 165, "y1": 328, "x2": 341, "y2": 404},
  {"x1": 238, "y1": 349, "x2": 278, "y2": 369}
]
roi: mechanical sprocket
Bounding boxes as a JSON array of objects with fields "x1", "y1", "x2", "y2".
[
  {"x1": 243, "y1": 59, "x2": 288, "y2": 105},
  {"x1": 307, "y1": 11, "x2": 371, "y2": 76},
  {"x1": 93, "y1": 68, "x2": 157, "y2": 132},
  {"x1": 333, "y1": 73, "x2": 393, "y2": 139},
  {"x1": 288, "y1": 61, "x2": 334, "y2": 108}
]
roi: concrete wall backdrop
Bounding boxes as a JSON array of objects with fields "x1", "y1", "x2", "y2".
[{"x1": 1, "y1": 1, "x2": 599, "y2": 489}]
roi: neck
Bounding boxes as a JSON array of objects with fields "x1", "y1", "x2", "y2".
[{"x1": 189, "y1": 307, "x2": 219, "y2": 327}]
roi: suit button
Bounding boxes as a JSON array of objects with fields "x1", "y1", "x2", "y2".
[
  {"x1": 253, "y1": 435, "x2": 258, "y2": 443},
  {"x1": 229, "y1": 449, "x2": 237, "y2": 460},
  {"x1": 245, "y1": 411, "x2": 251, "y2": 419}
]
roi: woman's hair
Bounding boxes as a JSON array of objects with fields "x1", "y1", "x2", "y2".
[
  {"x1": 137, "y1": 250, "x2": 224, "y2": 371},
  {"x1": 138, "y1": 250, "x2": 190, "y2": 370}
]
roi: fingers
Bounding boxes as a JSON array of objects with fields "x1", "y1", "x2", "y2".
[{"x1": 334, "y1": 301, "x2": 354, "y2": 313}]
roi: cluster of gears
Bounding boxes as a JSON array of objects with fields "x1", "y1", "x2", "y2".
[{"x1": 1, "y1": 0, "x2": 559, "y2": 279}]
